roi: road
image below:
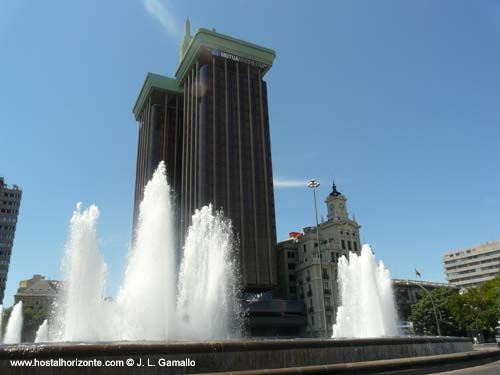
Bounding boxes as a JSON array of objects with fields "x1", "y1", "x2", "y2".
[
  {"x1": 429, "y1": 359, "x2": 500, "y2": 374},
  {"x1": 428, "y1": 344, "x2": 500, "y2": 375}
]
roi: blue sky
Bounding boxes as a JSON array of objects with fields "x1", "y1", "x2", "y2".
[{"x1": 1, "y1": 0, "x2": 499, "y2": 305}]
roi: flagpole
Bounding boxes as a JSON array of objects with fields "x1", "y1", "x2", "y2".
[{"x1": 413, "y1": 271, "x2": 442, "y2": 336}]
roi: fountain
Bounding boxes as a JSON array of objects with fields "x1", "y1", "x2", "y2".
[
  {"x1": 177, "y1": 205, "x2": 241, "y2": 340},
  {"x1": 114, "y1": 161, "x2": 177, "y2": 341},
  {"x1": 52, "y1": 202, "x2": 108, "y2": 342},
  {"x1": 48, "y1": 161, "x2": 240, "y2": 342},
  {"x1": 34, "y1": 320, "x2": 48, "y2": 343},
  {"x1": 0, "y1": 162, "x2": 474, "y2": 373},
  {"x1": 332, "y1": 244, "x2": 399, "y2": 338},
  {"x1": 3, "y1": 301, "x2": 23, "y2": 344}
]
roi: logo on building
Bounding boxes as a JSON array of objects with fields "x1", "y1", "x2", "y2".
[{"x1": 211, "y1": 48, "x2": 267, "y2": 69}]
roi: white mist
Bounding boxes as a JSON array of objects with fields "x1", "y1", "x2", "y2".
[{"x1": 332, "y1": 245, "x2": 398, "y2": 338}]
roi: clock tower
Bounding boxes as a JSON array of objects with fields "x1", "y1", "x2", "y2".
[{"x1": 326, "y1": 181, "x2": 348, "y2": 221}]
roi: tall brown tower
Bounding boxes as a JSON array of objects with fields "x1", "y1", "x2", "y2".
[
  {"x1": 132, "y1": 22, "x2": 277, "y2": 291},
  {"x1": 0, "y1": 177, "x2": 22, "y2": 304}
]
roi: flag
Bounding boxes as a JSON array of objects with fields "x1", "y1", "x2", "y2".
[{"x1": 415, "y1": 268, "x2": 421, "y2": 277}]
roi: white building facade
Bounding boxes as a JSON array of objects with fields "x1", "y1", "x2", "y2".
[
  {"x1": 276, "y1": 182, "x2": 361, "y2": 337},
  {"x1": 443, "y1": 240, "x2": 500, "y2": 288}
]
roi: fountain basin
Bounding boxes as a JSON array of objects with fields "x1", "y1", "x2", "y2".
[{"x1": 0, "y1": 336, "x2": 472, "y2": 374}]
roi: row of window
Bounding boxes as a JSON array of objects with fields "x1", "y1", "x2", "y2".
[
  {"x1": 0, "y1": 234, "x2": 14, "y2": 239},
  {"x1": 26, "y1": 288, "x2": 55, "y2": 294},
  {"x1": 296, "y1": 269, "x2": 336, "y2": 289},
  {"x1": 452, "y1": 272, "x2": 499, "y2": 283},
  {"x1": 341, "y1": 240, "x2": 358, "y2": 252},
  {"x1": 0, "y1": 208, "x2": 18, "y2": 214},
  {"x1": 448, "y1": 265, "x2": 499, "y2": 278},
  {"x1": 1, "y1": 201, "x2": 20, "y2": 207},
  {"x1": 446, "y1": 257, "x2": 500, "y2": 271},
  {"x1": 309, "y1": 297, "x2": 334, "y2": 328},
  {"x1": 0, "y1": 225, "x2": 15, "y2": 231},
  {"x1": 448, "y1": 249, "x2": 473, "y2": 257},
  {"x1": 445, "y1": 250, "x2": 500, "y2": 265},
  {"x1": 302, "y1": 239, "x2": 358, "y2": 252},
  {"x1": 2, "y1": 193, "x2": 20, "y2": 198},
  {"x1": 0, "y1": 217, "x2": 16, "y2": 223}
]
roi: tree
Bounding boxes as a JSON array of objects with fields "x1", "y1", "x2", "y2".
[
  {"x1": 22, "y1": 307, "x2": 49, "y2": 342},
  {"x1": 1, "y1": 306, "x2": 12, "y2": 337},
  {"x1": 409, "y1": 287, "x2": 464, "y2": 336},
  {"x1": 449, "y1": 275, "x2": 500, "y2": 340}
]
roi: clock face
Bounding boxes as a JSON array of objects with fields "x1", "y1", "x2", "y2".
[
  {"x1": 330, "y1": 204, "x2": 334, "y2": 210},
  {"x1": 339, "y1": 204, "x2": 344, "y2": 209}
]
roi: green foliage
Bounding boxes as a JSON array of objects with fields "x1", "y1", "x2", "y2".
[
  {"x1": 22, "y1": 307, "x2": 49, "y2": 342},
  {"x1": 1, "y1": 306, "x2": 13, "y2": 337},
  {"x1": 449, "y1": 275, "x2": 500, "y2": 338},
  {"x1": 410, "y1": 287, "x2": 464, "y2": 336},
  {"x1": 410, "y1": 276, "x2": 500, "y2": 339}
]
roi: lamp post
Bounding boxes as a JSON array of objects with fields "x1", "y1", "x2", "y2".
[
  {"x1": 307, "y1": 179, "x2": 328, "y2": 338},
  {"x1": 410, "y1": 278, "x2": 442, "y2": 336}
]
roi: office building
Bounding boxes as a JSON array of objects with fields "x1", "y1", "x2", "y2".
[
  {"x1": 132, "y1": 20, "x2": 277, "y2": 291},
  {"x1": 14, "y1": 274, "x2": 62, "y2": 312},
  {"x1": 0, "y1": 177, "x2": 22, "y2": 304},
  {"x1": 276, "y1": 182, "x2": 362, "y2": 337},
  {"x1": 443, "y1": 240, "x2": 500, "y2": 288}
]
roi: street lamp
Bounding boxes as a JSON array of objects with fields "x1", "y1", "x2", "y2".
[
  {"x1": 307, "y1": 179, "x2": 328, "y2": 338},
  {"x1": 410, "y1": 278, "x2": 442, "y2": 336}
]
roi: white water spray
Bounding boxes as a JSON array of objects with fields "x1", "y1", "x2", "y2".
[
  {"x1": 177, "y1": 205, "x2": 241, "y2": 340},
  {"x1": 115, "y1": 161, "x2": 176, "y2": 341},
  {"x1": 332, "y1": 245, "x2": 398, "y2": 338},
  {"x1": 54, "y1": 203, "x2": 108, "y2": 341},
  {"x1": 4, "y1": 301, "x2": 23, "y2": 344},
  {"x1": 35, "y1": 320, "x2": 49, "y2": 343},
  {"x1": 49, "y1": 161, "x2": 241, "y2": 342}
]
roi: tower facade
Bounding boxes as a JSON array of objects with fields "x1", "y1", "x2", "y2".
[
  {"x1": 132, "y1": 22, "x2": 277, "y2": 291},
  {"x1": 0, "y1": 177, "x2": 22, "y2": 304},
  {"x1": 326, "y1": 181, "x2": 348, "y2": 221}
]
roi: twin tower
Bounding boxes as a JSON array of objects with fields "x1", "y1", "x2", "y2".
[{"x1": 132, "y1": 21, "x2": 277, "y2": 291}]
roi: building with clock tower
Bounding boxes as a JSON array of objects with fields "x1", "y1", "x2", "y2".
[
  {"x1": 326, "y1": 182, "x2": 349, "y2": 222},
  {"x1": 276, "y1": 181, "x2": 362, "y2": 337}
]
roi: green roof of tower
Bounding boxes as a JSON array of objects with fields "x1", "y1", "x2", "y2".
[
  {"x1": 132, "y1": 73, "x2": 183, "y2": 121},
  {"x1": 175, "y1": 27, "x2": 276, "y2": 84},
  {"x1": 133, "y1": 24, "x2": 275, "y2": 121}
]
